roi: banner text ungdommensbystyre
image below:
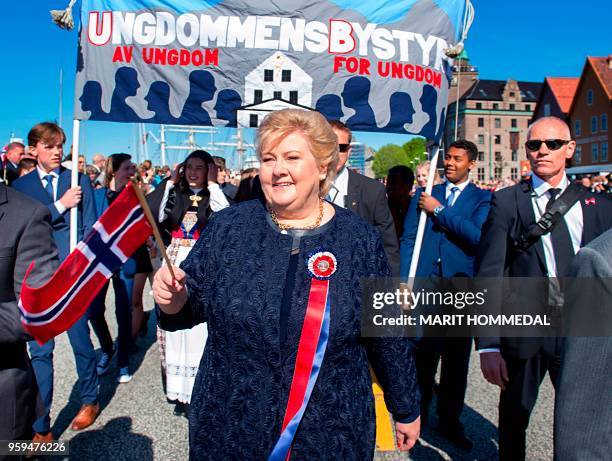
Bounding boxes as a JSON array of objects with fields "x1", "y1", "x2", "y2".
[{"x1": 75, "y1": 0, "x2": 467, "y2": 140}]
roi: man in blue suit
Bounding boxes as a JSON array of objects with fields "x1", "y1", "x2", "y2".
[
  {"x1": 12, "y1": 122, "x2": 99, "y2": 440},
  {"x1": 400, "y1": 139, "x2": 491, "y2": 450}
]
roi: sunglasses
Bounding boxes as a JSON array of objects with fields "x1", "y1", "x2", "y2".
[
  {"x1": 339, "y1": 143, "x2": 350, "y2": 152},
  {"x1": 525, "y1": 139, "x2": 571, "y2": 151}
]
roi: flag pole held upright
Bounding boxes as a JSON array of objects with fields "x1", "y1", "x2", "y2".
[
  {"x1": 406, "y1": 145, "x2": 441, "y2": 283},
  {"x1": 69, "y1": 119, "x2": 80, "y2": 251},
  {"x1": 129, "y1": 178, "x2": 176, "y2": 280}
]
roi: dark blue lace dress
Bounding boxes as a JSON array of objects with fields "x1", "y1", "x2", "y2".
[{"x1": 159, "y1": 199, "x2": 419, "y2": 460}]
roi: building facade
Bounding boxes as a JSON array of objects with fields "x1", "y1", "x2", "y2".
[
  {"x1": 444, "y1": 53, "x2": 541, "y2": 181},
  {"x1": 445, "y1": 78, "x2": 541, "y2": 181},
  {"x1": 568, "y1": 56, "x2": 611, "y2": 169},
  {"x1": 531, "y1": 77, "x2": 579, "y2": 122}
]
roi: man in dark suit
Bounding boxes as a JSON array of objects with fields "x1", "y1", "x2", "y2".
[
  {"x1": 12, "y1": 122, "x2": 99, "y2": 440},
  {"x1": 0, "y1": 183, "x2": 59, "y2": 454},
  {"x1": 328, "y1": 121, "x2": 400, "y2": 274},
  {"x1": 400, "y1": 139, "x2": 491, "y2": 450},
  {"x1": 2, "y1": 141, "x2": 25, "y2": 185},
  {"x1": 554, "y1": 228, "x2": 612, "y2": 461},
  {"x1": 475, "y1": 116, "x2": 612, "y2": 461}
]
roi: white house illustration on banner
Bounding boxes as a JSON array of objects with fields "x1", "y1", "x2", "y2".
[{"x1": 238, "y1": 51, "x2": 314, "y2": 128}]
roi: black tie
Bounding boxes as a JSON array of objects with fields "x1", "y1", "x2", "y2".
[{"x1": 546, "y1": 188, "x2": 575, "y2": 277}]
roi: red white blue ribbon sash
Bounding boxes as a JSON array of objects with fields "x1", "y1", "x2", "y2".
[{"x1": 268, "y1": 251, "x2": 336, "y2": 461}]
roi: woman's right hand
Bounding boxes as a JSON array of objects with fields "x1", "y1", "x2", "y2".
[{"x1": 153, "y1": 265, "x2": 187, "y2": 314}]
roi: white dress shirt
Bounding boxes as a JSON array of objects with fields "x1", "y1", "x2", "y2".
[
  {"x1": 328, "y1": 166, "x2": 349, "y2": 208},
  {"x1": 443, "y1": 177, "x2": 471, "y2": 206},
  {"x1": 530, "y1": 174, "x2": 583, "y2": 278},
  {"x1": 36, "y1": 165, "x2": 67, "y2": 214},
  {"x1": 479, "y1": 173, "x2": 584, "y2": 354},
  {"x1": 158, "y1": 181, "x2": 230, "y2": 222}
]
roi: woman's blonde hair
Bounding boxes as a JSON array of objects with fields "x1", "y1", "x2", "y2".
[{"x1": 256, "y1": 109, "x2": 339, "y2": 196}]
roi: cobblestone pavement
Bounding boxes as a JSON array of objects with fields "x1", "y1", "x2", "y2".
[{"x1": 45, "y1": 286, "x2": 554, "y2": 461}]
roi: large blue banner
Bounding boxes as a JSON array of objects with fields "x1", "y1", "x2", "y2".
[{"x1": 75, "y1": 0, "x2": 467, "y2": 140}]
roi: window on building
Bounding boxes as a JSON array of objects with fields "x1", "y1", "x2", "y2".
[
  {"x1": 476, "y1": 102, "x2": 483, "y2": 109},
  {"x1": 591, "y1": 115, "x2": 598, "y2": 133},
  {"x1": 592, "y1": 143, "x2": 599, "y2": 162},
  {"x1": 273, "y1": 91, "x2": 282, "y2": 99},
  {"x1": 254, "y1": 89, "x2": 263, "y2": 103},
  {"x1": 574, "y1": 119, "x2": 581, "y2": 137},
  {"x1": 249, "y1": 114, "x2": 258, "y2": 127},
  {"x1": 574, "y1": 146, "x2": 582, "y2": 164},
  {"x1": 494, "y1": 134, "x2": 501, "y2": 144},
  {"x1": 602, "y1": 142, "x2": 609, "y2": 162},
  {"x1": 478, "y1": 151, "x2": 484, "y2": 161},
  {"x1": 511, "y1": 118, "x2": 517, "y2": 128},
  {"x1": 509, "y1": 92, "x2": 515, "y2": 97},
  {"x1": 478, "y1": 134, "x2": 485, "y2": 144},
  {"x1": 282, "y1": 69, "x2": 291, "y2": 82},
  {"x1": 289, "y1": 91, "x2": 298, "y2": 104},
  {"x1": 544, "y1": 103, "x2": 551, "y2": 116},
  {"x1": 525, "y1": 104, "x2": 531, "y2": 111},
  {"x1": 495, "y1": 151, "x2": 502, "y2": 162},
  {"x1": 587, "y1": 89, "x2": 594, "y2": 105},
  {"x1": 494, "y1": 167, "x2": 503, "y2": 179},
  {"x1": 510, "y1": 132, "x2": 520, "y2": 150},
  {"x1": 477, "y1": 167, "x2": 485, "y2": 181},
  {"x1": 509, "y1": 103, "x2": 516, "y2": 110},
  {"x1": 511, "y1": 167, "x2": 518, "y2": 180},
  {"x1": 511, "y1": 150, "x2": 518, "y2": 161},
  {"x1": 494, "y1": 118, "x2": 501, "y2": 128},
  {"x1": 264, "y1": 69, "x2": 273, "y2": 82},
  {"x1": 478, "y1": 117, "x2": 484, "y2": 127},
  {"x1": 602, "y1": 114, "x2": 608, "y2": 132},
  {"x1": 493, "y1": 103, "x2": 499, "y2": 110}
]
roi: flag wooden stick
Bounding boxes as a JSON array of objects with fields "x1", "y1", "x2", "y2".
[{"x1": 130, "y1": 178, "x2": 176, "y2": 280}]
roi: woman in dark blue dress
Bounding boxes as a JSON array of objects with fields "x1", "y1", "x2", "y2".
[{"x1": 153, "y1": 109, "x2": 420, "y2": 460}]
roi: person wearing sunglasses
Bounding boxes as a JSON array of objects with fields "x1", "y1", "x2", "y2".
[
  {"x1": 474, "y1": 116, "x2": 612, "y2": 461},
  {"x1": 326, "y1": 120, "x2": 400, "y2": 275}
]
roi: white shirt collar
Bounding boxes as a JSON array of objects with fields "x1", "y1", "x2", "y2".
[
  {"x1": 445, "y1": 177, "x2": 470, "y2": 194},
  {"x1": 332, "y1": 166, "x2": 349, "y2": 193},
  {"x1": 36, "y1": 165, "x2": 61, "y2": 180},
  {"x1": 531, "y1": 173, "x2": 569, "y2": 198}
]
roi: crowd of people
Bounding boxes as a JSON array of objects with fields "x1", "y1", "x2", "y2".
[{"x1": 0, "y1": 113, "x2": 611, "y2": 461}]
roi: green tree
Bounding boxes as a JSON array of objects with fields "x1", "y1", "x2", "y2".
[
  {"x1": 402, "y1": 138, "x2": 427, "y2": 168},
  {"x1": 372, "y1": 144, "x2": 408, "y2": 179},
  {"x1": 372, "y1": 137, "x2": 428, "y2": 178}
]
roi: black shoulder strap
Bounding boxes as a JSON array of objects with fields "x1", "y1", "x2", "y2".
[{"x1": 514, "y1": 182, "x2": 586, "y2": 251}]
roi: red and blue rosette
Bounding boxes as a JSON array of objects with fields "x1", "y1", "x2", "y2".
[{"x1": 268, "y1": 249, "x2": 337, "y2": 461}]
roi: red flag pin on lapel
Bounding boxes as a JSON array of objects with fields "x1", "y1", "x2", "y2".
[{"x1": 585, "y1": 197, "x2": 596, "y2": 206}]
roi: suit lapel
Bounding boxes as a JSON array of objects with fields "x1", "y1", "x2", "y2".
[
  {"x1": 25, "y1": 170, "x2": 51, "y2": 205},
  {"x1": 579, "y1": 192, "x2": 598, "y2": 246},
  {"x1": 516, "y1": 180, "x2": 546, "y2": 268},
  {"x1": 345, "y1": 170, "x2": 360, "y2": 212},
  {"x1": 449, "y1": 182, "x2": 473, "y2": 211},
  {"x1": 58, "y1": 168, "x2": 71, "y2": 200}
]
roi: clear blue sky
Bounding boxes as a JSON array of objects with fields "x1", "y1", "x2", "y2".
[{"x1": 1, "y1": 1, "x2": 610, "y2": 168}]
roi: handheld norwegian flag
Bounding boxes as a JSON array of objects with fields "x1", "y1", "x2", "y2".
[{"x1": 19, "y1": 182, "x2": 153, "y2": 344}]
